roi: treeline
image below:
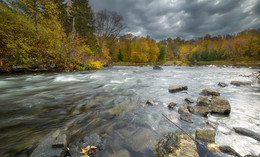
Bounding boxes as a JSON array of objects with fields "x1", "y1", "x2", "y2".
[
  {"x1": 105, "y1": 29, "x2": 259, "y2": 64},
  {"x1": 0, "y1": 0, "x2": 259, "y2": 73},
  {"x1": 0, "y1": 0, "x2": 104, "y2": 72}
]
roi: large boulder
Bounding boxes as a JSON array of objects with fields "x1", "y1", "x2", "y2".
[
  {"x1": 196, "y1": 96, "x2": 210, "y2": 106},
  {"x1": 201, "y1": 89, "x2": 220, "y2": 96},
  {"x1": 156, "y1": 132, "x2": 198, "y2": 157},
  {"x1": 231, "y1": 81, "x2": 251, "y2": 86},
  {"x1": 195, "y1": 129, "x2": 215, "y2": 143},
  {"x1": 233, "y1": 127, "x2": 260, "y2": 141},
  {"x1": 168, "y1": 85, "x2": 188, "y2": 93},
  {"x1": 210, "y1": 96, "x2": 231, "y2": 115},
  {"x1": 153, "y1": 65, "x2": 163, "y2": 70},
  {"x1": 178, "y1": 104, "x2": 193, "y2": 123},
  {"x1": 30, "y1": 129, "x2": 67, "y2": 157}
]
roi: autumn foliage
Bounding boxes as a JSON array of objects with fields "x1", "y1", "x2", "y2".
[
  {"x1": 0, "y1": 1, "x2": 105, "y2": 72},
  {"x1": 0, "y1": 1, "x2": 259, "y2": 72}
]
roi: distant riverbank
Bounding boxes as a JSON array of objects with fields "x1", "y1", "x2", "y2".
[{"x1": 113, "y1": 60, "x2": 260, "y2": 68}]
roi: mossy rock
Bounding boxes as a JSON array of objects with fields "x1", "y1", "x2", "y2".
[
  {"x1": 156, "y1": 132, "x2": 198, "y2": 157},
  {"x1": 195, "y1": 129, "x2": 215, "y2": 143}
]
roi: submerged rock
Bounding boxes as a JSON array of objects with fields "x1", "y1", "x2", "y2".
[
  {"x1": 168, "y1": 102, "x2": 177, "y2": 110},
  {"x1": 178, "y1": 104, "x2": 193, "y2": 123},
  {"x1": 168, "y1": 85, "x2": 188, "y2": 93},
  {"x1": 69, "y1": 133, "x2": 105, "y2": 156},
  {"x1": 106, "y1": 149, "x2": 131, "y2": 157},
  {"x1": 153, "y1": 65, "x2": 163, "y2": 70},
  {"x1": 185, "y1": 98, "x2": 194, "y2": 104},
  {"x1": 218, "y1": 82, "x2": 228, "y2": 87},
  {"x1": 195, "y1": 129, "x2": 215, "y2": 143},
  {"x1": 30, "y1": 129, "x2": 67, "y2": 157},
  {"x1": 219, "y1": 145, "x2": 242, "y2": 157},
  {"x1": 230, "y1": 81, "x2": 251, "y2": 86},
  {"x1": 210, "y1": 96, "x2": 231, "y2": 115},
  {"x1": 196, "y1": 96, "x2": 210, "y2": 106},
  {"x1": 201, "y1": 89, "x2": 220, "y2": 96},
  {"x1": 233, "y1": 127, "x2": 260, "y2": 141},
  {"x1": 156, "y1": 132, "x2": 198, "y2": 157}
]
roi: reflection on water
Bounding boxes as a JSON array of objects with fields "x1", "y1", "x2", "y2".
[{"x1": 0, "y1": 66, "x2": 259, "y2": 156}]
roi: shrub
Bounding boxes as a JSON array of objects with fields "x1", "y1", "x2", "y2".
[{"x1": 88, "y1": 61, "x2": 102, "y2": 70}]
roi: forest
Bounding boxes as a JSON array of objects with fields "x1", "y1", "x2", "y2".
[{"x1": 0, "y1": 0, "x2": 259, "y2": 72}]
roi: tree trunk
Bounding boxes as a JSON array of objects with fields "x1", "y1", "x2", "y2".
[{"x1": 68, "y1": 17, "x2": 76, "y2": 59}]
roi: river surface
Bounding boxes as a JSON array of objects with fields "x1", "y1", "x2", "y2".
[{"x1": 0, "y1": 66, "x2": 259, "y2": 157}]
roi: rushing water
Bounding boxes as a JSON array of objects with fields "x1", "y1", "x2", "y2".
[{"x1": 0, "y1": 66, "x2": 259, "y2": 157}]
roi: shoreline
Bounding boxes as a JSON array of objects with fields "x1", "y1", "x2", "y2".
[
  {"x1": 113, "y1": 60, "x2": 260, "y2": 68},
  {"x1": 1, "y1": 60, "x2": 259, "y2": 74}
]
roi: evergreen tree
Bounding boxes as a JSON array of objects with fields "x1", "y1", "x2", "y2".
[{"x1": 71, "y1": 0, "x2": 99, "y2": 53}]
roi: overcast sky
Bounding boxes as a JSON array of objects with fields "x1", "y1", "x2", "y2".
[{"x1": 89, "y1": 0, "x2": 260, "y2": 41}]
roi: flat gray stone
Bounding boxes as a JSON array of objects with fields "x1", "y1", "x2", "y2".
[
  {"x1": 30, "y1": 129, "x2": 67, "y2": 157},
  {"x1": 233, "y1": 127, "x2": 260, "y2": 141}
]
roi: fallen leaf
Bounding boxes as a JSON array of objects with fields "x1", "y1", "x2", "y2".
[
  {"x1": 208, "y1": 143, "x2": 220, "y2": 152},
  {"x1": 80, "y1": 146, "x2": 97, "y2": 155}
]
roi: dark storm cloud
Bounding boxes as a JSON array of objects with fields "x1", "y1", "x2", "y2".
[{"x1": 89, "y1": 0, "x2": 260, "y2": 40}]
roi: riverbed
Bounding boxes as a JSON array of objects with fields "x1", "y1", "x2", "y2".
[{"x1": 0, "y1": 66, "x2": 259, "y2": 156}]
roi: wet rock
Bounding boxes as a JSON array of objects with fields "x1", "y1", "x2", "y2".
[
  {"x1": 69, "y1": 133, "x2": 105, "y2": 156},
  {"x1": 231, "y1": 81, "x2": 251, "y2": 86},
  {"x1": 196, "y1": 96, "x2": 210, "y2": 106},
  {"x1": 30, "y1": 129, "x2": 67, "y2": 157},
  {"x1": 219, "y1": 145, "x2": 242, "y2": 157},
  {"x1": 168, "y1": 102, "x2": 177, "y2": 110},
  {"x1": 233, "y1": 127, "x2": 260, "y2": 141},
  {"x1": 156, "y1": 132, "x2": 198, "y2": 157},
  {"x1": 244, "y1": 154, "x2": 260, "y2": 157},
  {"x1": 201, "y1": 89, "x2": 220, "y2": 96},
  {"x1": 218, "y1": 82, "x2": 228, "y2": 87},
  {"x1": 210, "y1": 96, "x2": 231, "y2": 115},
  {"x1": 146, "y1": 100, "x2": 155, "y2": 106},
  {"x1": 185, "y1": 98, "x2": 194, "y2": 104},
  {"x1": 153, "y1": 65, "x2": 163, "y2": 70},
  {"x1": 128, "y1": 128, "x2": 155, "y2": 153},
  {"x1": 12, "y1": 66, "x2": 30, "y2": 73},
  {"x1": 178, "y1": 104, "x2": 193, "y2": 123},
  {"x1": 188, "y1": 105, "x2": 211, "y2": 117},
  {"x1": 195, "y1": 129, "x2": 215, "y2": 143},
  {"x1": 168, "y1": 85, "x2": 188, "y2": 93}
]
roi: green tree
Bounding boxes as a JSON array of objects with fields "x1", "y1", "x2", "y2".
[{"x1": 158, "y1": 44, "x2": 167, "y2": 62}]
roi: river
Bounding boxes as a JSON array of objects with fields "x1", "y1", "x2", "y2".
[{"x1": 0, "y1": 66, "x2": 259, "y2": 156}]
